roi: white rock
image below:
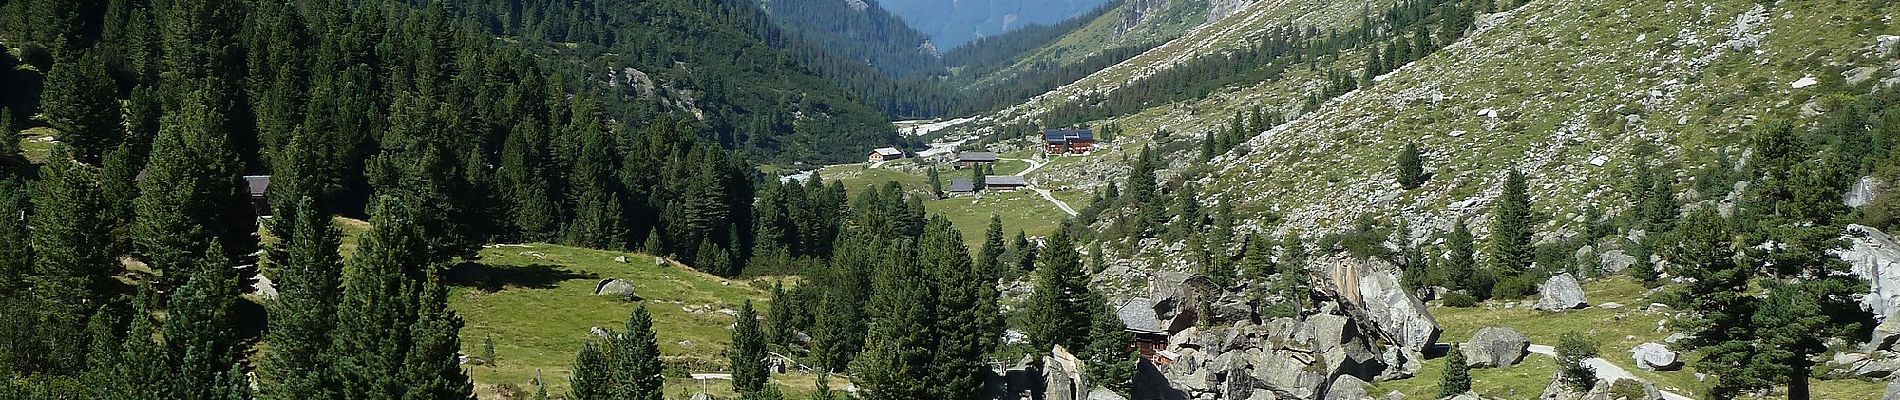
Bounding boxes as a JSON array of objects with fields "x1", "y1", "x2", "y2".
[
  {"x1": 1587, "y1": 155, "x2": 1609, "y2": 166},
  {"x1": 1448, "y1": 130, "x2": 1467, "y2": 137},
  {"x1": 1792, "y1": 76, "x2": 1820, "y2": 89},
  {"x1": 1631, "y1": 343, "x2": 1681, "y2": 371}
]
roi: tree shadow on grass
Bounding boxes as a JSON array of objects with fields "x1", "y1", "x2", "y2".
[{"x1": 446, "y1": 262, "x2": 597, "y2": 292}]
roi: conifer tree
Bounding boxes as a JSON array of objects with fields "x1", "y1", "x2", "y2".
[
  {"x1": 766, "y1": 281, "x2": 796, "y2": 345},
  {"x1": 28, "y1": 150, "x2": 115, "y2": 374},
  {"x1": 922, "y1": 216, "x2": 998, "y2": 400},
  {"x1": 1237, "y1": 234, "x2": 1275, "y2": 280},
  {"x1": 1489, "y1": 170, "x2": 1534, "y2": 275},
  {"x1": 927, "y1": 167, "x2": 943, "y2": 199},
  {"x1": 260, "y1": 198, "x2": 343, "y2": 400},
  {"x1": 1440, "y1": 345, "x2": 1471, "y2": 397},
  {"x1": 569, "y1": 342, "x2": 610, "y2": 400},
  {"x1": 38, "y1": 50, "x2": 121, "y2": 164},
  {"x1": 0, "y1": 180, "x2": 28, "y2": 296},
  {"x1": 1024, "y1": 225, "x2": 1093, "y2": 352},
  {"x1": 850, "y1": 242, "x2": 933, "y2": 400},
  {"x1": 0, "y1": 107, "x2": 19, "y2": 161},
  {"x1": 610, "y1": 305, "x2": 664, "y2": 400},
  {"x1": 1082, "y1": 293, "x2": 1137, "y2": 395},
  {"x1": 1642, "y1": 171, "x2": 1679, "y2": 231},
  {"x1": 978, "y1": 214, "x2": 1006, "y2": 279},
  {"x1": 162, "y1": 243, "x2": 245, "y2": 400},
  {"x1": 1443, "y1": 219, "x2": 1479, "y2": 297},
  {"x1": 1396, "y1": 142, "x2": 1424, "y2": 189},
  {"x1": 330, "y1": 197, "x2": 474, "y2": 398},
  {"x1": 133, "y1": 90, "x2": 254, "y2": 289},
  {"x1": 732, "y1": 301, "x2": 769, "y2": 394},
  {"x1": 811, "y1": 372, "x2": 836, "y2": 400}
]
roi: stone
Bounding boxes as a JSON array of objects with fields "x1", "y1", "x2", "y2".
[
  {"x1": 1630, "y1": 343, "x2": 1681, "y2": 371},
  {"x1": 1848, "y1": 67, "x2": 1881, "y2": 86},
  {"x1": 1087, "y1": 387, "x2": 1128, "y2": 400},
  {"x1": 1324, "y1": 375, "x2": 1373, "y2": 400},
  {"x1": 1792, "y1": 76, "x2": 1819, "y2": 88},
  {"x1": 1587, "y1": 155, "x2": 1608, "y2": 167},
  {"x1": 1848, "y1": 176, "x2": 1884, "y2": 209},
  {"x1": 1462, "y1": 327, "x2": 1531, "y2": 368},
  {"x1": 1333, "y1": 258, "x2": 1442, "y2": 353},
  {"x1": 614, "y1": 255, "x2": 629, "y2": 263},
  {"x1": 1881, "y1": 35, "x2": 1900, "y2": 58},
  {"x1": 1841, "y1": 225, "x2": 1900, "y2": 350},
  {"x1": 590, "y1": 326, "x2": 613, "y2": 340},
  {"x1": 251, "y1": 273, "x2": 278, "y2": 300},
  {"x1": 1598, "y1": 250, "x2": 1635, "y2": 273},
  {"x1": 1250, "y1": 349, "x2": 1325, "y2": 399},
  {"x1": 1598, "y1": 302, "x2": 1623, "y2": 309},
  {"x1": 1534, "y1": 273, "x2": 1589, "y2": 311},
  {"x1": 594, "y1": 278, "x2": 639, "y2": 299},
  {"x1": 1886, "y1": 378, "x2": 1900, "y2": 400},
  {"x1": 1045, "y1": 346, "x2": 1086, "y2": 400}
]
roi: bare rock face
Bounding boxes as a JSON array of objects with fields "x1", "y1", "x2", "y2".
[
  {"x1": 1842, "y1": 225, "x2": 1900, "y2": 351},
  {"x1": 1597, "y1": 250, "x2": 1635, "y2": 274},
  {"x1": 1534, "y1": 274, "x2": 1589, "y2": 311},
  {"x1": 1331, "y1": 257, "x2": 1441, "y2": 353},
  {"x1": 1886, "y1": 378, "x2": 1900, "y2": 400},
  {"x1": 1629, "y1": 343, "x2": 1681, "y2": 372},
  {"x1": 1462, "y1": 327, "x2": 1530, "y2": 368},
  {"x1": 1848, "y1": 176, "x2": 1883, "y2": 208}
]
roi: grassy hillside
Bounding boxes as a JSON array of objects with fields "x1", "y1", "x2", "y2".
[
  {"x1": 1197, "y1": 0, "x2": 1896, "y2": 235},
  {"x1": 1369, "y1": 276, "x2": 1887, "y2": 399}
]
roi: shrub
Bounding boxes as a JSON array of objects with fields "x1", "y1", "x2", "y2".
[
  {"x1": 1608, "y1": 379, "x2": 1648, "y2": 399},
  {"x1": 1557, "y1": 332, "x2": 1600, "y2": 393},
  {"x1": 1442, "y1": 292, "x2": 1478, "y2": 308},
  {"x1": 1490, "y1": 273, "x2": 1541, "y2": 299}
]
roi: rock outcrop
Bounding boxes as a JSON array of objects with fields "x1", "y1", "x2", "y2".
[
  {"x1": 1332, "y1": 257, "x2": 1441, "y2": 352},
  {"x1": 1842, "y1": 225, "x2": 1900, "y2": 350},
  {"x1": 1534, "y1": 274, "x2": 1589, "y2": 311},
  {"x1": 1629, "y1": 343, "x2": 1680, "y2": 372},
  {"x1": 1462, "y1": 327, "x2": 1530, "y2": 368},
  {"x1": 1848, "y1": 176, "x2": 1883, "y2": 208}
]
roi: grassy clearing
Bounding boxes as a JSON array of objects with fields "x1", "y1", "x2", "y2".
[
  {"x1": 447, "y1": 243, "x2": 806, "y2": 399},
  {"x1": 1371, "y1": 275, "x2": 1888, "y2": 399},
  {"x1": 19, "y1": 127, "x2": 56, "y2": 163},
  {"x1": 926, "y1": 190, "x2": 1071, "y2": 248}
]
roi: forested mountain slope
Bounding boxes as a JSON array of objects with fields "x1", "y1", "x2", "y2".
[{"x1": 878, "y1": 0, "x2": 1115, "y2": 49}]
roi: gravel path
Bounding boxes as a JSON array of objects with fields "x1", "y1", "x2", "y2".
[{"x1": 1524, "y1": 344, "x2": 1692, "y2": 400}]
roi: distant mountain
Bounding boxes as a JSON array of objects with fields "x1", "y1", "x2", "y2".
[
  {"x1": 877, "y1": 0, "x2": 1117, "y2": 49},
  {"x1": 763, "y1": 0, "x2": 943, "y2": 78}
]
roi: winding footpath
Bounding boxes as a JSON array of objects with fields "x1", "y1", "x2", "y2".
[
  {"x1": 1524, "y1": 344, "x2": 1693, "y2": 400},
  {"x1": 997, "y1": 157, "x2": 1078, "y2": 216}
]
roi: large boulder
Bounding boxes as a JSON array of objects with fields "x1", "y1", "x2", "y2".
[
  {"x1": 1324, "y1": 375, "x2": 1373, "y2": 400},
  {"x1": 1249, "y1": 348, "x2": 1325, "y2": 399},
  {"x1": 1629, "y1": 343, "x2": 1681, "y2": 371},
  {"x1": 1886, "y1": 379, "x2": 1900, "y2": 400},
  {"x1": 1332, "y1": 258, "x2": 1441, "y2": 353},
  {"x1": 594, "y1": 278, "x2": 638, "y2": 299},
  {"x1": 1462, "y1": 327, "x2": 1531, "y2": 368},
  {"x1": 1842, "y1": 225, "x2": 1900, "y2": 350},
  {"x1": 1534, "y1": 274, "x2": 1589, "y2": 311},
  {"x1": 1829, "y1": 351, "x2": 1900, "y2": 379},
  {"x1": 1044, "y1": 346, "x2": 1086, "y2": 400},
  {"x1": 1086, "y1": 387, "x2": 1128, "y2": 400},
  {"x1": 1597, "y1": 250, "x2": 1635, "y2": 274}
]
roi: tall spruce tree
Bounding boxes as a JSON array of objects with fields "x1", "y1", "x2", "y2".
[
  {"x1": 0, "y1": 107, "x2": 19, "y2": 161},
  {"x1": 849, "y1": 242, "x2": 933, "y2": 400},
  {"x1": 260, "y1": 198, "x2": 343, "y2": 400},
  {"x1": 732, "y1": 301, "x2": 768, "y2": 394},
  {"x1": 569, "y1": 342, "x2": 611, "y2": 400},
  {"x1": 922, "y1": 216, "x2": 999, "y2": 400},
  {"x1": 330, "y1": 197, "x2": 473, "y2": 398},
  {"x1": 1489, "y1": 170, "x2": 1534, "y2": 275},
  {"x1": 27, "y1": 150, "x2": 115, "y2": 374},
  {"x1": 161, "y1": 243, "x2": 246, "y2": 400},
  {"x1": 1440, "y1": 344, "x2": 1471, "y2": 397},
  {"x1": 610, "y1": 305, "x2": 664, "y2": 400},
  {"x1": 38, "y1": 49, "x2": 122, "y2": 164},
  {"x1": 1443, "y1": 219, "x2": 1476, "y2": 295},
  {"x1": 133, "y1": 90, "x2": 254, "y2": 289},
  {"x1": 978, "y1": 214, "x2": 1007, "y2": 280},
  {"x1": 1024, "y1": 225, "x2": 1093, "y2": 352}
]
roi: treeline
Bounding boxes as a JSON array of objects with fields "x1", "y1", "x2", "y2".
[
  {"x1": 1042, "y1": 0, "x2": 1490, "y2": 128},
  {"x1": 362, "y1": 0, "x2": 906, "y2": 164}
]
